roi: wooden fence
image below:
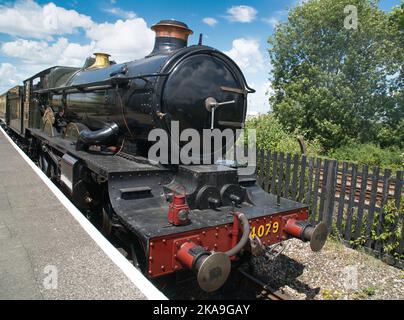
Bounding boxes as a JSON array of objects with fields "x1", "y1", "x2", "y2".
[{"x1": 256, "y1": 150, "x2": 404, "y2": 266}]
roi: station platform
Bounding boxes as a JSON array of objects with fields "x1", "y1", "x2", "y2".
[{"x1": 0, "y1": 128, "x2": 165, "y2": 300}]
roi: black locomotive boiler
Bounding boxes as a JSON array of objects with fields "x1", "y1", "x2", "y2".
[{"x1": 0, "y1": 20, "x2": 328, "y2": 293}]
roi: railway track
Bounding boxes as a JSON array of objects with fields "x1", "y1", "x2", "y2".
[
  {"x1": 151, "y1": 266, "x2": 293, "y2": 300},
  {"x1": 238, "y1": 269, "x2": 291, "y2": 300},
  {"x1": 318, "y1": 169, "x2": 399, "y2": 206}
]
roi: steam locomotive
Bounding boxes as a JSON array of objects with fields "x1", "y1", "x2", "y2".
[{"x1": 0, "y1": 20, "x2": 328, "y2": 293}]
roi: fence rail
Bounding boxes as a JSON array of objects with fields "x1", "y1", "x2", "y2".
[{"x1": 256, "y1": 150, "x2": 404, "y2": 266}]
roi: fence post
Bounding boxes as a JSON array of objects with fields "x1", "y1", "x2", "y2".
[
  {"x1": 257, "y1": 149, "x2": 265, "y2": 188},
  {"x1": 365, "y1": 167, "x2": 380, "y2": 248},
  {"x1": 319, "y1": 159, "x2": 329, "y2": 222},
  {"x1": 323, "y1": 160, "x2": 337, "y2": 229},
  {"x1": 353, "y1": 165, "x2": 369, "y2": 240},
  {"x1": 374, "y1": 169, "x2": 391, "y2": 253},
  {"x1": 270, "y1": 151, "x2": 278, "y2": 194},
  {"x1": 306, "y1": 157, "x2": 314, "y2": 208},
  {"x1": 395, "y1": 171, "x2": 403, "y2": 255},
  {"x1": 298, "y1": 155, "x2": 307, "y2": 202},
  {"x1": 344, "y1": 164, "x2": 358, "y2": 241},
  {"x1": 311, "y1": 158, "x2": 322, "y2": 223},
  {"x1": 291, "y1": 154, "x2": 299, "y2": 201},
  {"x1": 284, "y1": 153, "x2": 292, "y2": 198},
  {"x1": 336, "y1": 162, "x2": 349, "y2": 234},
  {"x1": 278, "y1": 153, "x2": 284, "y2": 197},
  {"x1": 264, "y1": 150, "x2": 271, "y2": 192}
]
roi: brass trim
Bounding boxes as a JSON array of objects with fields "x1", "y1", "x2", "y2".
[{"x1": 88, "y1": 53, "x2": 111, "y2": 69}]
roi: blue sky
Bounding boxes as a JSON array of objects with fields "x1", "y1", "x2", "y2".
[{"x1": 0, "y1": 0, "x2": 401, "y2": 114}]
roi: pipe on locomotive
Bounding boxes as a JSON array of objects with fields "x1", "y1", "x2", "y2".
[
  {"x1": 76, "y1": 122, "x2": 119, "y2": 151},
  {"x1": 225, "y1": 212, "x2": 250, "y2": 257}
]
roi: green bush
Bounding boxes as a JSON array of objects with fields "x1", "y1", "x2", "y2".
[
  {"x1": 245, "y1": 114, "x2": 322, "y2": 156},
  {"x1": 328, "y1": 143, "x2": 404, "y2": 172},
  {"x1": 371, "y1": 198, "x2": 403, "y2": 260},
  {"x1": 246, "y1": 114, "x2": 403, "y2": 172}
]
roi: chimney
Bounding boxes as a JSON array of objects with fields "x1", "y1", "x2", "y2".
[{"x1": 149, "y1": 20, "x2": 193, "y2": 56}]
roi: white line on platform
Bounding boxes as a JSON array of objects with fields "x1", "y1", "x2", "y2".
[{"x1": 0, "y1": 127, "x2": 167, "y2": 300}]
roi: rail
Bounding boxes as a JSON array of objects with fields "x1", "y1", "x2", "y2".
[{"x1": 238, "y1": 269, "x2": 291, "y2": 300}]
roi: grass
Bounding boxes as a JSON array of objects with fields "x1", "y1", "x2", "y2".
[
  {"x1": 352, "y1": 287, "x2": 377, "y2": 300},
  {"x1": 321, "y1": 288, "x2": 343, "y2": 300}
]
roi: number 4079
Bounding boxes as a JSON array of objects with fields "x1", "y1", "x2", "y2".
[{"x1": 250, "y1": 221, "x2": 279, "y2": 239}]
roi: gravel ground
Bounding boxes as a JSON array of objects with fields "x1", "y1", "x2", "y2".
[
  {"x1": 163, "y1": 238, "x2": 403, "y2": 300},
  {"x1": 248, "y1": 238, "x2": 404, "y2": 300}
]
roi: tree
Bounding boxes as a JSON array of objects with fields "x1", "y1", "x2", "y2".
[
  {"x1": 245, "y1": 113, "x2": 322, "y2": 155},
  {"x1": 269, "y1": 0, "x2": 403, "y2": 150}
]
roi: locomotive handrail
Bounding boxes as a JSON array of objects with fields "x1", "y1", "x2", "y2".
[{"x1": 33, "y1": 73, "x2": 170, "y2": 94}]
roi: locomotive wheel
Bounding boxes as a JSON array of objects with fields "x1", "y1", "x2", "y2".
[
  {"x1": 39, "y1": 152, "x2": 58, "y2": 181},
  {"x1": 129, "y1": 239, "x2": 148, "y2": 273},
  {"x1": 102, "y1": 206, "x2": 113, "y2": 236},
  {"x1": 38, "y1": 153, "x2": 51, "y2": 177},
  {"x1": 101, "y1": 201, "x2": 123, "y2": 237}
]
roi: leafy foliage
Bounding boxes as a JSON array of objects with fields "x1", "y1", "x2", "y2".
[
  {"x1": 245, "y1": 113, "x2": 322, "y2": 155},
  {"x1": 371, "y1": 198, "x2": 403, "y2": 259},
  {"x1": 328, "y1": 142, "x2": 404, "y2": 171},
  {"x1": 340, "y1": 197, "x2": 403, "y2": 260},
  {"x1": 268, "y1": 0, "x2": 403, "y2": 150}
]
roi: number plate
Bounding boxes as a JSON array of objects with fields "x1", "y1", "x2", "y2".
[
  {"x1": 250, "y1": 221, "x2": 280, "y2": 238},
  {"x1": 249, "y1": 217, "x2": 283, "y2": 245}
]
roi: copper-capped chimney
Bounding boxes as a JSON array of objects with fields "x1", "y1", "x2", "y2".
[{"x1": 149, "y1": 20, "x2": 193, "y2": 56}]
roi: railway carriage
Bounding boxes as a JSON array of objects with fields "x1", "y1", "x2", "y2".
[
  {"x1": 0, "y1": 86, "x2": 23, "y2": 132},
  {"x1": 0, "y1": 20, "x2": 328, "y2": 292}
]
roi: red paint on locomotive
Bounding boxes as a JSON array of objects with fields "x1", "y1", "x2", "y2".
[{"x1": 148, "y1": 208, "x2": 308, "y2": 278}]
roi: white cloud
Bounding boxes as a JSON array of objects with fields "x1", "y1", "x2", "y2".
[
  {"x1": 0, "y1": 63, "x2": 20, "y2": 93},
  {"x1": 262, "y1": 17, "x2": 279, "y2": 28},
  {"x1": 86, "y1": 18, "x2": 154, "y2": 62},
  {"x1": 1, "y1": 38, "x2": 94, "y2": 67},
  {"x1": 262, "y1": 10, "x2": 287, "y2": 28},
  {"x1": 224, "y1": 38, "x2": 271, "y2": 114},
  {"x1": 1, "y1": 17, "x2": 155, "y2": 67},
  {"x1": 226, "y1": 5, "x2": 257, "y2": 23},
  {"x1": 224, "y1": 38, "x2": 264, "y2": 74},
  {"x1": 247, "y1": 81, "x2": 272, "y2": 115},
  {"x1": 295, "y1": 0, "x2": 310, "y2": 5},
  {"x1": 102, "y1": 7, "x2": 137, "y2": 20},
  {"x1": 0, "y1": 1, "x2": 156, "y2": 93},
  {"x1": 0, "y1": 0, "x2": 93, "y2": 40},
  {"x1": 202, "y1": 17, "x2": 218, "y2": 26}
]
